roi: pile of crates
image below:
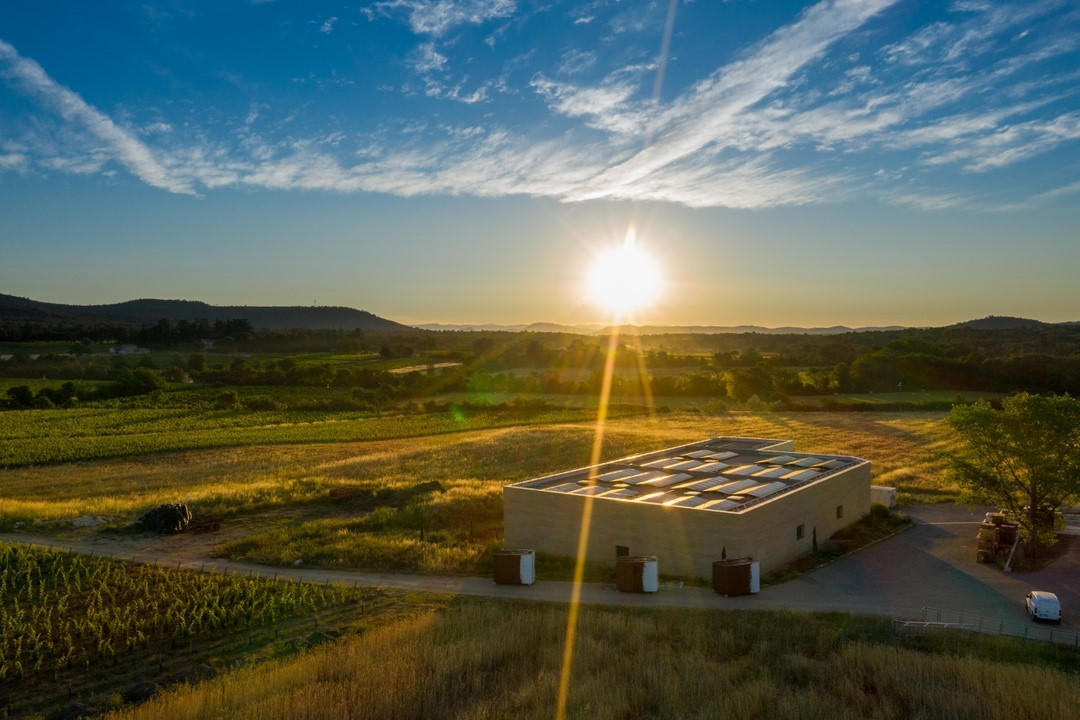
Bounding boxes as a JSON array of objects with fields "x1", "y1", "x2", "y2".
[{"x1": 976, "y1": 511, "x2": 1019, "y2": 564}]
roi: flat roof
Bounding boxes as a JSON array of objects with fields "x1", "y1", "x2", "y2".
[{"x1": 507, "y1": 437, "x2": 866, "y2": 513}]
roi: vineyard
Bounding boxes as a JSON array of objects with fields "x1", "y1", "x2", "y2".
[
  {"x1": 0, "y1": 543, "x2": 354, "y2": 685},
  {"x1": 0, "y1": 405, "x2": 607, "y2": 466}
]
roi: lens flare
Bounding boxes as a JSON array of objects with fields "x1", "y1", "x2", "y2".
[{"x1": 586, "y1": 230, "x2": 661, "y2": 316}]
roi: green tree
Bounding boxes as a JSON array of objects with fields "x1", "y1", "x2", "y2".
[
  {"x1": 5, "y1": 385, "x2": 34, "y2": 408},
  {"x1": 947, "y1": 393, "x2": 1080, "y2": 548}
]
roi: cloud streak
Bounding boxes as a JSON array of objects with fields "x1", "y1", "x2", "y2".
[
  {"x1": 2, "y1": 0, "x2": 1079, "y2": 211},
  {"x1": 0, "y1": 39, "x2": 191, "y2": 194}
]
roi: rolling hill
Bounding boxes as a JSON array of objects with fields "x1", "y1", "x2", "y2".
[{"x1": 0, "y1": 294, "x2": 411, "y2": 331}]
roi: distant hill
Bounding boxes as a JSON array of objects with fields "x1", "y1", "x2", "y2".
[
  {"x1": 0, "y1": 294, "x2": 410, "y2": 331},
  {"x1": 417, "y1": 322, "x2": 907, "y2": 335},
  {"x1": 949, "y1": 315, "x2": 1079, "y2": 330}
]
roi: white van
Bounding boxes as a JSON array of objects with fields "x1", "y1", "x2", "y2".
[{"x1": 1025, "y1": 591, "x2": 1062, "y2": 623}]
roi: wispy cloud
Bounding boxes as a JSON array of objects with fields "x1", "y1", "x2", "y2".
[
  {"x1": 409, "y1": 42, "x2": 448, "y2": 73},
  {"x1": 319, "y1": 16, "x2": 338, "y2": 34},
  {"x1": 0, "y1": 39, "x2": 192, "y2": 194},
  {"x1": 3, "y1": 0, "x2": 1079, "y2": 212},
  {"x1": 373, "y1": 0, "x2": 516, "y2": 36}
]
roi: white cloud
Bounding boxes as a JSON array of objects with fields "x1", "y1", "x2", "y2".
[
  {"x1": 0, "y1": 152, "x2": 27, "y2": 171},
  {"x1": 557, "y1": 49, "x2": 597, "y2": 76},
  {"x1": 0, "y1": 39, "x2": 192, "y2": 194},
  {"x1": 409, "y1": 42, "x2": 448, "y2": 73},
  {"x1": 320, "y1": 16, "x2": 338, "y2": 34},
  {"x1": 374, "y1": 0, "x2": 516, "y2": 36},
  {"x1": 4, "y1": 0, "x2": 1079, "y2": 213}
]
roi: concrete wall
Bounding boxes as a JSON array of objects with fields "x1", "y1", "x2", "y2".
[{"x1": 503, "y1": 461, "x2": 871, "y2": 579}]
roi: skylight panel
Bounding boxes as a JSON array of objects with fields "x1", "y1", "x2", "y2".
[
  {"x1": 593, "y1": 467, "x2": 646, "y2": 483},
  {"x1": 787, "y1": 457, "x2": 823, "y2": 467},
  {"x1": 753, "y1": 466, "x2": 790, "y2": 479},
  {"x1": 712, "y1": 479, "x2": 758, "y2": 495},
  {"x1": 704, "y1": 450, "x2": 738, "y2": 461},
  {"x1": 681, "y1": 449, "x2": 716, "y2": 459},
  {"x1": 763, "y1": 455, "x2": 797, "y2": 465},
  {"x1": 688, "y1": 461, "x2": 727, "y2": 473},
  {"x1": 642, "y1": 472, "x2": 693, "y2": 488},
  {"x1": 783, "y1": 468, "x2": 822, "y2": 482},
  {"x1": 724, "y1": 464, "x2": 767, "y2": 476},
  {"x1": 640, "y1": 456, "x2": 680, "y2": 469},
  {"x1": 744, "y1": 481, "x2": 787, "y2": 498},
  {"x1": 638, "y1": 492, "x2": 678, "y2": 504},
  {"x1": 666, "y1": 494, "x2": 711, "y2": 508},
  {"x1": 700, "y1": 498, "x2": 739, "y2": 511},
  {"x1": 570, "y1": 485, "x2": 607, "y2": 496},
  {"x1": 546, "y1": 482, "x2": 582, "y2": 493}
]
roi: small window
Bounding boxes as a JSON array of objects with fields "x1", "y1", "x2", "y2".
[
  {"x1": 795, "y1": 524, "x2": 805, "y2": 540},
  {"x1": 616, "y1": 545, "x2": 630, "y2": 558},
  {"x1": 836, "y1": 504, "x2": 844, "y2": 519}
]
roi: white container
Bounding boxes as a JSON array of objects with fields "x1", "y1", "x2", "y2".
[
  {"x1": 641, "y1": 558, "x2": 659, "y2": 593},
  {"x1": 870, "y1": 485, "x2": 897, "y2": 508},
  {"x1": 519, "y1": 550, "x2": 535, "y2": 585}
]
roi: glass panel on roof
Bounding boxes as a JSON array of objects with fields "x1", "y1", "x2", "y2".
[
  {"x1": 594, "y1": 467, "x2": 645, "y2": 483},
  {"x1": 642, "y1": 472, "x2": 693, "y2": 488},
  {"x1": 665, "y1": 459, "x2": 701, "y2": 471},
  {"x1": 745, "y1": 481, "x2": 787, "y2": 498},
  {"x1": 724, "y1": 464, "x2": 767, "y2": 476},
  {"x1": 682, "y1": 477, "x2": 726, "y2": 492},
  {"x1": 712, "y1": 479, "x2": 758, "y2": 494},
  {"x1": 815, "y1": 459, "x2": 846, "y2": 470},
  {"x1": 639, "y1": 493, "x2": 677, "y2": 504},
  {"x1": 689, "y1": 461, "x2": 727, "y2": 473},
  {"x1": 682, "y1": 449, "x2": 715, "y2": 459},
  {"x1": 787, "y1": 457, "x2": 822, "y2": 467},
  {"x1": 599, "y1": 487, "x2": 639, "y2": 499},
  {"x1": 640, "y1": 456, "x2": 679, "y2": 468},
  {"x1": 667, "y1": 494, "x2": 711, "y2": 508},
  {"x1": 621, "y1": 470, "x2": 665, "y2": 485},
  {"x1": 705, "y1": 450, "x2": 738, "y2": 461},
  {"x1": 753, "y1": 466, "x2": 790, "y2": 478},
  {"x1": 701, "y1": 498, "x2": 739, "y2": 511},
  {"x1": 546, "y1": 482, "x2": 582, "y2": 493},
  {"x1": 763, "y1": 455, "x2": 797, "y2": 465},
  {"x1": 783, "y1": 468, "x2": 822, "y2": 482},
  {"x1": 570, "y1": 485, "x2": 607, "y2": 495}
]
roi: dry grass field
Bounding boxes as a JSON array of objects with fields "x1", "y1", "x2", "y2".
[
  {"x1": 0, "y1": 410, "x2": 957, "y2": 575},
  {"x1": 105, "y1": 599, "x2": 1080, "y2": 720}
]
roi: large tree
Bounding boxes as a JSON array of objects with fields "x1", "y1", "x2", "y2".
[{"x1": 947, "y1": 393, "x2": 1080, "y2": 547}]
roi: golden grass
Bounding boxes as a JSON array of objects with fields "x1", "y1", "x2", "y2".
[
  {"x1": 105, "y1": 600, "x2": 1080, "y2": 720},
  {"x1": 0, "y1": 411, "x2": 959, "y2": 563}
]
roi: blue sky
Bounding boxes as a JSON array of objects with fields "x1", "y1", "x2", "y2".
[{"x1": 1, "y1": 0, "x2": 1078, "y2": 326}]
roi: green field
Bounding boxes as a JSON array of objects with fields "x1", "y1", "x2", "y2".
[
  {"x1": 106, "y1": 599, "x2": 1080, "y2": 720},
  {"x1": 0, "y1": 410, "x2": 958, "y2": 573},
  {"x1": 0, "y1": 404, "x2": 616, "y2": 467},
  {"x1": 0, "y1": 543, "x2": 411, "y2": 718}
]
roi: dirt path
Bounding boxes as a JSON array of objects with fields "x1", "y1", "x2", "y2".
[{"x1": 4, "y1": 504, "x2": 1078, "y2": 646}]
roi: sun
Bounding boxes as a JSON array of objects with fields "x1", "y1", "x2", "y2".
[{"x1": 586, "y1": 229, "x2": 662, "y2": 318}]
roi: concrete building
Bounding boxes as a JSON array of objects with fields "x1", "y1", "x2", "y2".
[{"x1": 503, "y1": 436, "x2": 870, "y2": 580}]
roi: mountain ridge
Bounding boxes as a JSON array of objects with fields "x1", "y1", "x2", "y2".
[{"x1": 0, "y1": 294, "x2": 410, "y2": 331}]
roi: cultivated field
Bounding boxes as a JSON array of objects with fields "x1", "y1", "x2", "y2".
[
  {"x1": 0, "y1": 410, "x2": 958, "y2": 575},
  {"x1": 105, "y1": 599, "x2": 1080, "y2": 720},
  {"x1": 0, "y1": 543, "x2": 414, "y2": 717}
]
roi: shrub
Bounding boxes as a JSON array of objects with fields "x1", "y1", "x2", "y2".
[
  {"x1": 215, "y1": 390, "x2": 240, "y2": 409},
  {"x1": 243, "y1": 395, "x2": 281, "y2": 411}
]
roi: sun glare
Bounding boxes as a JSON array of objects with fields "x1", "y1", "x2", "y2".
[{"x1": 586, "y1": 230, "x2": 662, "y2": 317}]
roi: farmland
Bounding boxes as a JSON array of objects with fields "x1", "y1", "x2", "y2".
[
  {"x1": 0, "y1": 410, "x2": 957, "y2": 574},
  {"x1": 0, "y1": 404, "x2": 614, "y2": 467},
  {"x1": 0, "y1": 543, "x2": 416, "y2": 718},
  {"x1": 106, "y1": 599, "x2": 1080, "y2": 720}
]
